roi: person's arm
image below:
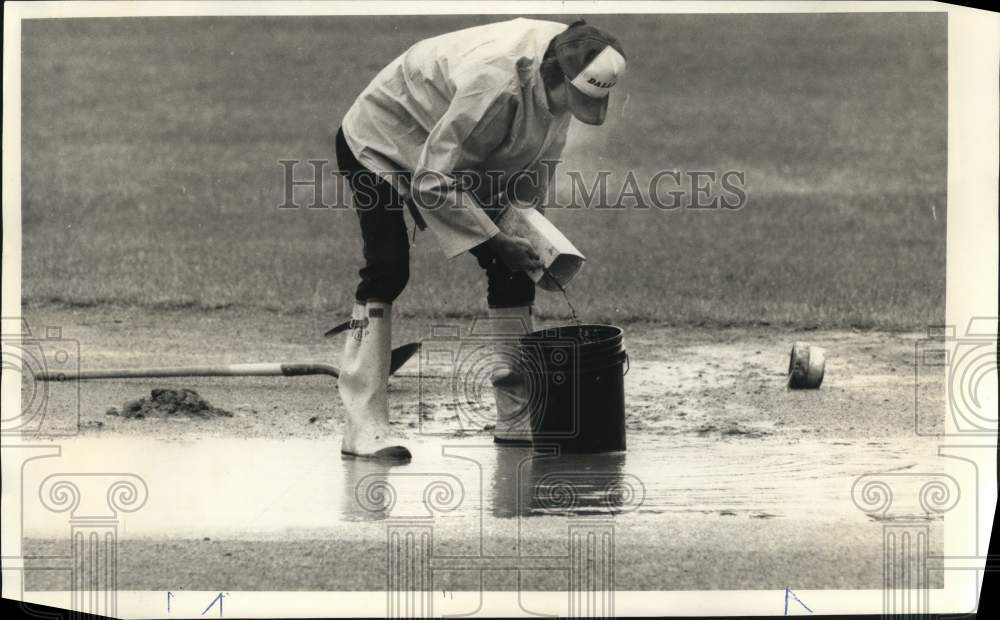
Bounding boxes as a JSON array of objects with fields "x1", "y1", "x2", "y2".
[
  {"x1": 532, "y1": 128, "x2": 568, "y2": 215},
  {"x1": 488, "y1": 130, "x2": 568, "y2": 271},
  {"x1": 411, "y1": 69, "x2": 520, "y2": 258}
]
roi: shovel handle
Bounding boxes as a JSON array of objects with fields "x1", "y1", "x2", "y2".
[
  {"x1": 37, "y1": 362, "x2": 340, "y2": 382},
  {"x1": 35, "y1": 342, "x2": 421, "y2": 382}
]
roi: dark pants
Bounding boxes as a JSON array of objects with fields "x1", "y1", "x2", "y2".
[{"x1": 335, "y1": 127, "x2": 535, "y2": 307}]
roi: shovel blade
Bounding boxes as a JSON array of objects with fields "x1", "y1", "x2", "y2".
[
  {"x1": 390, "y1": 342, "x2": 421, "y2": 375},
  {"x1": 324, "y1": 320, "x2": 352, "y2": 338},
  {"x1": 326, "y1": 322, "x2": 419, "y2": 375}
]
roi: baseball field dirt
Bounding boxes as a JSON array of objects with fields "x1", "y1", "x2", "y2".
[{"x1": 19, "y1": 303, "x2": 945, "y2": 592}]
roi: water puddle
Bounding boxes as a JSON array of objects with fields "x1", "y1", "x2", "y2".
[{"x1": 14, "y1": 434, "x2": 942, "y2": 539}]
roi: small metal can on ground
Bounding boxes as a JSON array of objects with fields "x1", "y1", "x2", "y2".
[{"x1": 787, "y1": 342, "x2": 826, "y2": 389}]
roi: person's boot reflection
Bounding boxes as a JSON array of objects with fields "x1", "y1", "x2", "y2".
[
  {"x1": 491, "y1": 443, "x2": 545, "y2": 519},
  {"x1": 342, "y1": 456, "x2": 406, "y2": 521}
]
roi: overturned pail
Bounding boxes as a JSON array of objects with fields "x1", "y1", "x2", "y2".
[
  {"x1": 787, "y1": 341, "x2": 825, "y2": 389},
  {"x1": 519, "y1": 324, "x2": 627, "y2": 453}
]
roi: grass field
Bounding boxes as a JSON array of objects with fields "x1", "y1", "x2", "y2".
[{"x1": 20, "y1": 13, "x2": 947, "y2": 328}]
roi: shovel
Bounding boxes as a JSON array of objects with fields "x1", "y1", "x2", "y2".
[{"x1": 37, "y1": 337, "x2": 421, "y2": 382}]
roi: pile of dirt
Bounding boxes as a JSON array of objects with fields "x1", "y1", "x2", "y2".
[{"x1": 106, "y1": 389, "x2": 233, "y2": 419}]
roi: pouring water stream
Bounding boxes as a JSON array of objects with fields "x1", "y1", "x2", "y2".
[{"x1": 544, "y1": 267, "x2": 582, "y2": 326}]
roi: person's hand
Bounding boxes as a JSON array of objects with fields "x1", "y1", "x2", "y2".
[{"x1": 487, "y1": 231, "x2": 543, "y2": 273}]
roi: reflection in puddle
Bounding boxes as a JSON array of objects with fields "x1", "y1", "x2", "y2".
[
  {"x1": 337, "y1": 445, "x2": 642, "y2": 522},
  {"x1": 340, "y1": 457, "x2": 399, "y2": 522},
  {"x1": 492, "y1": 447, "x2": 644, "y2": 518},
  {"x1": 16, "y1": 436, "x2": 942, "y2": 539}
]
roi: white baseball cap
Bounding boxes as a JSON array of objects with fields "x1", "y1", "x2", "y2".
[{"x1": 552, "y1": 20, "x2": 627, "y2": 125}]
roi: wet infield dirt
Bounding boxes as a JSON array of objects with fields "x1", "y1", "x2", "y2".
[{"x1": 18, "y1": 304, "x2": 947, "y2": 591}]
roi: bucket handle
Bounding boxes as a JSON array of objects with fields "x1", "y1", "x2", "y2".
[{"x1": 623, "y1": 352, "x2": 630, "y2": 376}]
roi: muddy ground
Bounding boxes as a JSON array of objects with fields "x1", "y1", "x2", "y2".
[
  {"x1": 20, "y1": 304, "x2": 943, "y2": 440},
  {"x1": 17, "y1": 304, "x2": 945, "y2": 593}
]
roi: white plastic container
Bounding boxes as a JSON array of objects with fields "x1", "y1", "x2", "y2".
[{"x1": 495, "y1": 206, "x2": 586, "y2": 291}]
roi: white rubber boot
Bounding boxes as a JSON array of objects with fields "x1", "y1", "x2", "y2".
[
  {"x1": 488, "y1": 305, "x2": 535, "y2": 444},
  {"x1": 338, "y1": 301, "x2": 411, "y2": 461}
]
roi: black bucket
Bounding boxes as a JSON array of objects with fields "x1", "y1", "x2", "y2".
[{"x1": 519, "y1": 324, "x2": 627, "y2": 453}]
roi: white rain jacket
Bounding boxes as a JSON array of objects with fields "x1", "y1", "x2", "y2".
[{"x1": 341, "y1": 18, "x2": 572, "y2": 258}]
